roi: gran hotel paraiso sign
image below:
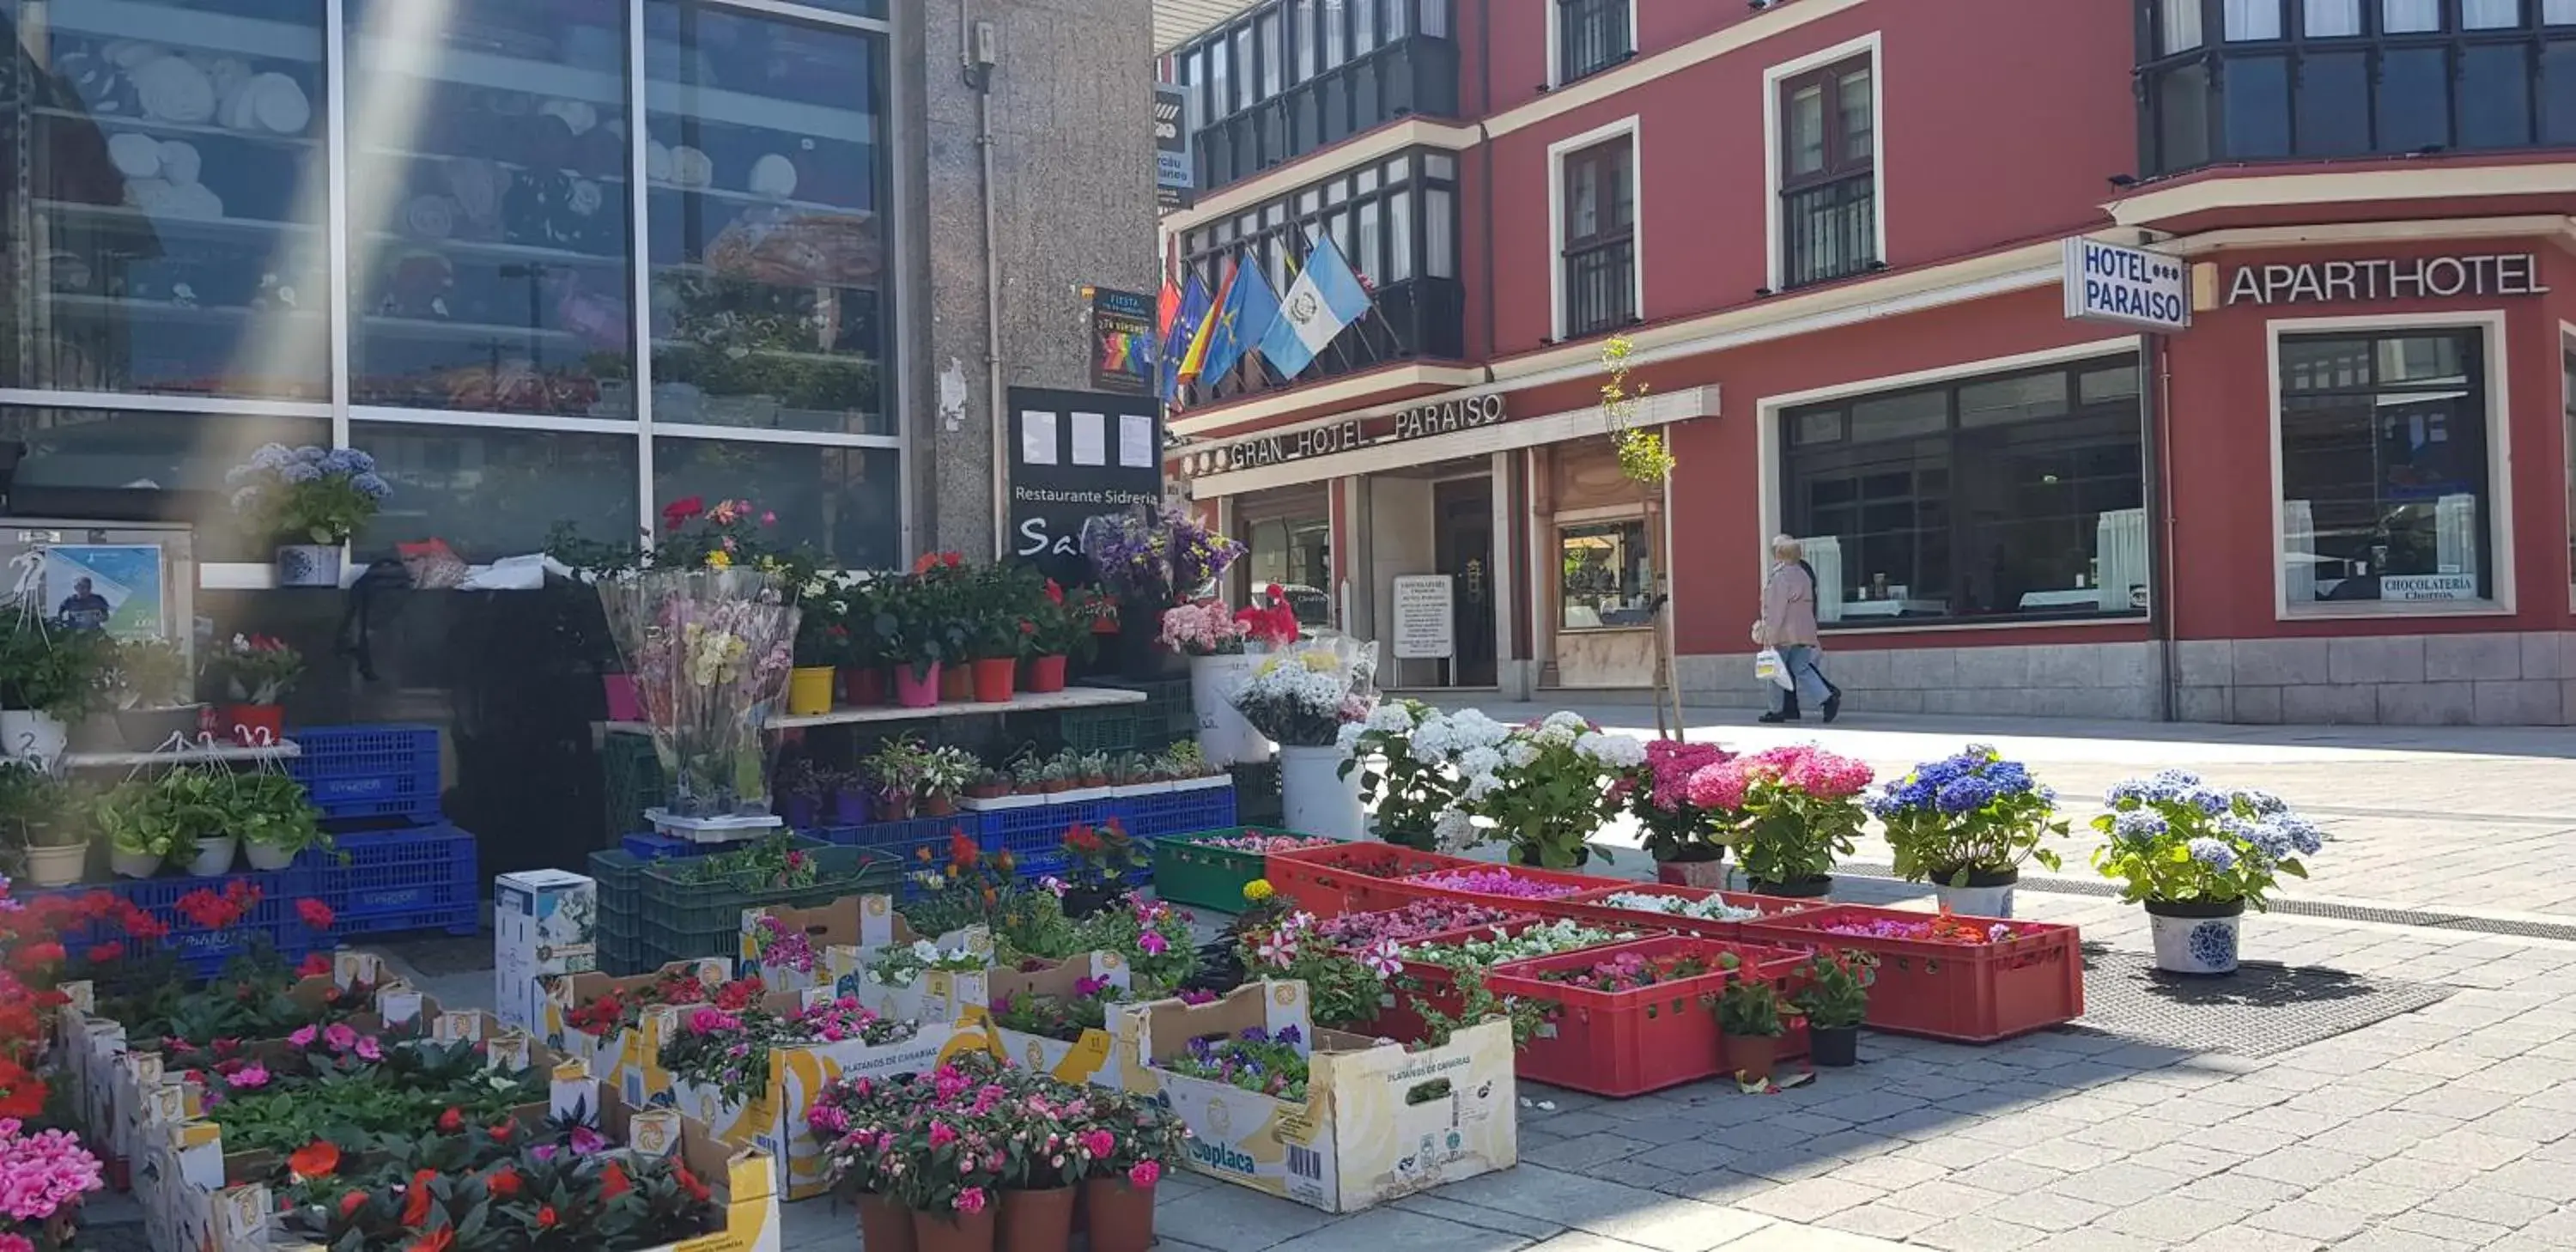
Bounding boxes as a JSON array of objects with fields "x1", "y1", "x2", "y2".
[
  {"x1": 1188, "y1": 394, "x2": 1509, "y2": 474},
  {"x1": 2224, "y1": 254, "x2": 2549, "y2": 306}
]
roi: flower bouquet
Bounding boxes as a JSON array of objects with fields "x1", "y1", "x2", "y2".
[
  {"x1": 1458, "y1": 713, "x2": 1646, "y2": 870},
  {"x1": 1084, "y1": 505, "x2": 1245, "y2": 680},
  {"x1": 1157, "y1": 599, "x2": 1247, "y2": 657},
  {"x1": 1686, "y1": 745, "x2": 1873, "y2": 896},
  {"x1": 2091, "y1": 770, "x2": 2322, "y2": 975},
  {"x1": 1236, "y1": 638, "x2": 1378, "y2": 840},
  {"x1": 1870, "y1": 745, "x2": 2066, "y2": 917},
  {"x1": 599, "y1": 567, "x2": 799, "y2": 823},
  {"x1": 226, "y1": 443, "x2": 392, "y2": 586}
]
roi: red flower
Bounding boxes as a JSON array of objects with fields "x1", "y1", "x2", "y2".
[
  {"x1": 297, "y1": 899, "x2": 335, "y2": 931},
  {"x1": 487, "y1": 1168, "x2": 519, "y2": 1199},
  {"x1": 298, "y1": 952, "x2": 332, "y2": 977},
  {"x1": 1043, "y1": 579, "x2": 1065, "y2": 605},
  {"x1": 0, "y1": 1059, "x2": 46, "y2": 1119},
  {"x1": 536, "y1": 1205, "x2": 558, "y2": 1229},
  {"x1": 912, "y1": 551, "x2": 939, "y2": 574},
  {"x1": 662, "y1": 495, "x2": 706, "y2": 529},
  {"x1": 289, "y1": 1141, "x2": 341, "y2": 1182},
  {"x1": 85, "y1": 943, "x2": 123, "y2": 964},
  {"x1": 437, "y1": 1108, "x2": 463, "y2": 1133},
  {"x1": 948, "y1": 829, "x2": 980, "y2": 870},
  {"x1": 488, "y1": 1121, "x2": 514, "y2": 1143},
  {"x1": 675, "y1": 1164, "x2": 711, "y2": 1203},
  {"x1": 600, "y1": 1163, "x2": 632, "y2": 1201},
  {"x1": 401, "y1": 1169, "x2": 437, "y2": 1226},
  {"x1": 339, "y1": 1189, "x2": 368, "y2": 1219},
  {"x1": 78, "y1": 891, "x2": 117, "y2": 921},
  {"x1": 9, "y1": 942, "x2": 64, "y2": 975},
  {"x1": 407, "y1": 1230, "x2": 453, "y2": 1252}
]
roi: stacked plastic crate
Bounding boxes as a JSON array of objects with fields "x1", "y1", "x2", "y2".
[{"x1": 289, "y1": 725, "x2": 479, "y2": 941}]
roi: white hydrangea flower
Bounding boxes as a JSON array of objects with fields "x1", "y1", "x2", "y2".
[
  {"x1": 1432, "y1": 807, "x2": 1478, "y2": 851},
  {"x1": 1449, "y1": 709, "x2": 1513, "y2": 749},
  {"x1": 1457, "y1": 745, "x2": 1503, "y2": 779},
  {"x1": 1463, "y1": 773, "x2": 1504, "y2": 801},
  {"x1": 1505, "y1": 739, "x2": 1541, "y2": 769},
  {"x1": 1335, "y1": 722, "x2": 1365, "y2": 754},
  {"x1": 1541, "y1": 710, "x2": 1589, "y2": 732},
  {"x1": 1576, "y1": 732, "x2": 1647, "y2": 769},
  {"x1": 1365, "y1": 702, "x2": 1415, "y2": 733}
]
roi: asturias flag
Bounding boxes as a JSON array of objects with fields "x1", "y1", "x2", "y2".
[
  {"x1": 1198, "y1": 257, "x2": 1284, "y2": 384},
  {"x1": 1259, "y1": 232, "x2": 1375, "y2": 380}
]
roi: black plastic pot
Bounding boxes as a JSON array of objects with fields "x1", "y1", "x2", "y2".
[
  {"x1": 1747, "y1": 875, "x2": 1833, "y2": 899},
  {"x1": 1060, "y1": 884, "x2": 1119, "y2": 920},
  {"x1": 1809, "y1": 1024, "x2": 1861, "y2": 1067}
]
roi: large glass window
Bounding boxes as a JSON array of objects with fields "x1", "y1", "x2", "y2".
[
  {"x1": 3, "y1": 0, "x2": 332, "y2": 401},
  {"x1": 1557, "y1": 0, "x2": 1634, "y2": 84},
  {"x1": 653, "y1": 438, "x2": 896, "y2": 568},
  {"x1": 644, "y1": 1, "x2": 889, "y2": 435},
  {"x1": 2142, "y1": 0, "x2": 2576, "y2": 173},
  {"x1": 353, "y1": 423, "x2": 637, "y2": 559},
  {"x1": 1246, "y1": 514, "x2": 1332, "y2": 624},
  {"x1": 1777, "y1": 56, "x2": 1877, "y2": 289},
  {"x1": 2278, "y1": 330, "x2": 2494, "y2": 609},
  {"x1": 345, "y1": 0, "x2": 634, "y2": 417},
  {"x1": 1180, "y1": 0, "x2": 1459, "y2": 193},
  {"x1": 1782, "y1": 358, "x2": 2148, "y2": 625},
  {"x1": 1559, "y1": 520, "x2": 1650, "y2": 629},
  {"x1": 1558, "y1": 135, "x2": 1635, "y2": 337}
]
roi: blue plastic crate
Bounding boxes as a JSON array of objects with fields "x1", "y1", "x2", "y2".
[
  {"x1": 622, "y1": 831, "x2": 726, "y2": 862},
  {"x1": 301, "y1": 824, "x2": 478, "y2": 936},
  {"x1": 24, "y1": 868, "x2": 322, "y2": 981},
  {"x1": 289, "y1": 724, "x2": 443, "y2": 824},
  {"x1": 815, "y1": 813, "x2": 991, "y2": 854},
  {"x1": 988, "y1": 798, "x2": 1119, "y2": 864},
  {"x1": 1113, "y1": 787, "x2": 1239, "y2": 839}
]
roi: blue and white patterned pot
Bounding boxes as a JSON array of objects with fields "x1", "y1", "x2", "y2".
[
  {"x1": 2145, "y1": 899, "x2": 2244, "y2": 975},
  {"x1": 276, "y1": 544, "x2": 342, "y2": 587}
]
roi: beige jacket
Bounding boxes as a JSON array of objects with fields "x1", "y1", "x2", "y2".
[{"x1": 1759, "y1": 561, "x2": 1821, "y2": 647}]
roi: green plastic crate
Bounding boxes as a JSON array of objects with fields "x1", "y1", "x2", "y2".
[
  {"x1": 637, "y1": 842, "x2": 895, "y2": 961},
  {"x1": 1085, "y1": 678, "x2": 1194, "y2": 740},
  {"x1": 1153, "y1": 825, "x2": 1331, "y2": 913},
  {"x1": 1059, "y1": 706, "x2": 1142, "y2": 754},
  {"x1": 602, "y1": 732, "x2": 666, "y2": 846},
  {"x1": 588, "y1": 848, "x2": 644, "y2": 921}
]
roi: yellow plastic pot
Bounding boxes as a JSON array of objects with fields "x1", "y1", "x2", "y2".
[{"x1": 787, "y1": 666, "x2": 837, "y2": 715}]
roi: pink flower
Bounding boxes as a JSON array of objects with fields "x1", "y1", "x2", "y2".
[
  {"x1": 1128, "y1": 1161, "x2": 1161, "y2": 1188},
  {"x1": 1407, "y1": 868, "x2": 1586, "y2": 900},
  {"x1": 228, "y1": 1062, "x2": 270, "y2": 1090},
  {"x1": 570, "y1": 1126, "x2": 607, "y2": 1155},
  {"x1": 1138, "y1": 931, "x2": 1169, "y2": 956},
  {"x1": 0, "y1": 1233, "x2": 32, "y2": 1252},
  {"x1": 807, "y1": 1104, "x2": 850, "y2": 1135},
  {"x1": 1080, "y1": 1128, "x2": 1115, "y2": 1159},
  {"x1": 288, "y1": 1024, "x2": 317, "y2": 1048},
  {"x1": 928, "y1": 1121, "x2": 958, "y2": 1150},
  {"x1": 323, "y1": 1024, "x2": 358, "y2": 1053},
  {"x1": 953, "y1": 1186, "x2": 987, "y2": 1214},
  {"x1": 353, "y1": 1036, "x2": 381, "y2": 1062}
]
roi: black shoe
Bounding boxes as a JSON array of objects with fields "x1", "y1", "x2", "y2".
[
  {"x1": 1758, "y1": 712, "x2": 1796, "y2": 724},
  {"x1": 1822, "y1": 692, "x2": 1842, "y2": 724}
]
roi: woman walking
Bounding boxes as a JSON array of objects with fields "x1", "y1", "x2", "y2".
[{"x1": 1756, "y1": 535, "x2": 1839, "y2": 724}]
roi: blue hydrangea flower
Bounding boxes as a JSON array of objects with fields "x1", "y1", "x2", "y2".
[
  {"x1": 2186, "y1": 837, "x2": 2238, "y2": 872},
  {"x1": 249, "y1": 444, "x2": 293, "y2": 471},
  {"x1": 2111, "y1": 810, "x2": 2168, "y2": 843},
  {"x1": 345, "y1": 449, "x2": 377, "y2": 473},
  {"x1": 352, "y1": 472, "x2": 392, "y2": 501},
  {"x1": 2235, "y1": 788, "x2": 2289, "y2": 816},
  {"x1": 1936, "y1": 775, "x2": 1999, "y2": 815},
  {"x1": 2183, "y1": 787, "x2": 2233, "y2": 817},
  {"x1": 280, "y1": 463, "x2": 323, "y2": 484},
  {"x1": 293, "y1": 445, "x2": 328, "y2": 463}
]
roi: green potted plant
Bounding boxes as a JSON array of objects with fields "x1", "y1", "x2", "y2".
[
  {"x1": 1632, "y1": 740, "x2": 1734, "y2": 888},
  {"x1": 0, "y1": 609, "x2": 112, "y2": 765},
  {"x1": 204, "y1": 634, "x2": 303, "y2": 746},
  {"x1": 866, "y1": 734, "x2": 931, "y2": 820},
  {"x1": 0, "y1": 763, "x2": 87, "y2": 887},
  {"x1": 94, "y1": 775, "x2": 184, "y2": 878},
  {"x1": 918, "y1": 745, "x2": 980, "y2": 819},
  {"x1": 228, "y1": 770, "x2": 329, "y2": 871},
  {"x1": 1685, "y1": 745, "x2": 1874, "y2": 897},
  {"x1": 1714, "y1": 978, "x2": 1788, "y2": 1085},
  {"x1": 1791, "y1": 950, "x2": 1876, "y2": 1068},
  {"x1": 1871, "y1": 745, "x2": 2065, "y2": 917},
  {"x1": 1023, "y1": 578, "x2": 1103, "y2": 695},
  {"x1": 2091, "y1": 770, "x2": 2324, "y2": 975},
  {"x1": 835, "y1": 577, "x2": 893, "y2": 706},
  {"x1": 961, "y1": 562, "x2": 1043, "y2": 704},
  {"x1": 104, "y1": 637, "x2": 202, "y2": 751},
  {"x1": 787, "y1": 588, "x2": 845, "y2": 717},
  {"x1": 225, "y1": 443, "x2": 392, "y2": 587},
  {"x1": 1458, "y1": 712, "x2": 1645, "y2": 869}
]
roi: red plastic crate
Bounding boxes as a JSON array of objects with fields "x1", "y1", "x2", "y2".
[
  {"x1": 1538, "y1": 884, "x2": 1829, "y2": 940},
  {"x1": 1362, "y1": 862, "x2": 1623, "y2": 914},
  {"x1": 1485, "y1": 936, "x2": 1811, "y2": 1096},
  {"x1": 1741, "y1": 904, "x2": 2085, "y2": 1042},
  {"x1": 1374, "y1": 914, "x2": 1655, "y2": 1041},
  {"x1": 1262, "y1": 843, "x2": 1481, "y2": 917}
]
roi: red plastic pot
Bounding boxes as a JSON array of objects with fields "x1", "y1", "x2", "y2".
[
  {"x1": 894, "y1": 664, "x2": 943, "y2": 708},
  {"x1": 225, "y1": 703, "x2": 283, "y2": 745},
  {"x1": 1024, "y1": 653, "x2": 1068, "y2": 693},
  {"x1": 843, "y1": 666, "x2": 890, "y2": 707},
  {"x1": 972, "y1": 657, "x2": 1017, "y2": 703},
  {"x1": 940, "y1": 665, "x2": 975, "y2": 703}
]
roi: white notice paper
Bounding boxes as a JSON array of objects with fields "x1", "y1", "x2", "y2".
[
  {"x1": 1071, "y1": 412, "x2": 1106, "y2": 466},
  {"x1": 1119, "y1": 413, "x2": 1155, "y2": 468},
  {"x1": 1021, "y1": 411, "x2": 1058, "y2": 465}
]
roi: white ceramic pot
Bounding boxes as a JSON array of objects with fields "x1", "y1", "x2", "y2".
[
  {"x1": 22, "y1": 842, "x2": 85, "y2": 888},
  {"x1": 187, "y1": 836, "x2": 239, "y2": 878},
  {"x1": 110, "y1": 848, "x2": 161, "y2": 879},
  {"x1": 245, "y1": 841, "x2": 298, "y2": 871},
  {"x1": 1279, "y1": 745, "x2": 1367, "y2": 841},
  {"x1": 0, "y1": 710, "x2": 66, "y2": 767},
  {"x1": 1933, "y1": 870, "x2": 2020, "y2": 920},
  {"x1": 1190, "y1": 653, "x2": 1273, "y2": 766},
  {"x1": 276, "y1": 543, "x2": 342, "y2": 587},
  {"x1": 2146, "y1": 900, "x2": 2244, "y2": 975}
]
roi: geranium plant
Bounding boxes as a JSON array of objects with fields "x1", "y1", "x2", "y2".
[
  {"x1": 1870, "y1": 745, "x2": 2066, "y2": 887},
  {"x1": 1686, "y1": 745, "x2": 1874, "y2": 890},
  {"x1": 1793, "y1": 950, "x2": 1877, "y2": 1031},
  {"x1": 205, "y1": 634, "x2": 303, "y2": 705},
  {"x1": 1233, "y1": 584, "x2": 1300, "y2": 649},
  {"x1": 2089, "y1": 770, "x2": 2321, "y2": 909}
]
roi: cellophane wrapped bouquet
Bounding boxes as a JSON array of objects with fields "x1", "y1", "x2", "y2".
[
  {"x1": 600, "y1": 568, "x2": 799, "y2": 817},
  {"x1": 1228, "y1": 636, "x2": 1379, "y2": 747}
]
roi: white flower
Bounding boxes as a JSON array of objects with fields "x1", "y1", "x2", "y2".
[
  {"x1": 1457, "y1": 745, "x2": 1503, "y2": 779},
  {"x1": 1505, "y1": 739, "x2": 1541, "y2": 769},
  {"x1": 1432, "y1": 808, "x2": 1478, "y2": 852},
  {"x1": 1365, "y1": 703, "x2": 1416, "y2": 733},
  {"x1": 1462, "y1": 773, "x2": 1504, "y2": 801},
  {"x1": 1536, "y1": 721, "x2": 1579, "y2": 747},
  {"x1": 1576, "y1": 732, "x2": 1647, "y2": 769},
  {"x1": 1335, "y1": 723, "x2": 1365, "y2": 755},
  {"x1": 1542, "y1": 711, "x2": 1588, "y2": 732},
  {"x1": 909, "y1": 939, "x2": 937, "y2": 962}
]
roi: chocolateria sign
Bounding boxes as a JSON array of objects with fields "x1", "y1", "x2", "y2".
[{"x1": 1194, "y1": 394, "x2": 1509, "y2": 473}]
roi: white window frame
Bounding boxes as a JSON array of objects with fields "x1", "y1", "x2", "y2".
[
  {"x1": 2266, "y1": 310, "x2": 2518, "y2": 622},
  {"x1": 1545, "y1": 113, "x2": 1644, "y2": 343},
  {"x1": 1761, "y1": 31, "x2": 1886, "y2": 294},
  {"x1": 1544, "y1": 0, "x2": 1640, "y2": 88}
]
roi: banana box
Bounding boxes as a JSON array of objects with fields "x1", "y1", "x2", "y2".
[
  {"x1": 539, "y1": 957, "x2": 732, "y2": 1105},
  {"x1": 984, "y1": 951, "x2": 1132, "y2": 1091},
  {"x1": 1113, "y1": 980, "x2": 1518, "y2": 1214}
]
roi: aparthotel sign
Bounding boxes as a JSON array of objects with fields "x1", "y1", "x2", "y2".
[
  {"x1": 1192, "y1": 393, "x2": 1509, "y2": 473},
  {"x1": 2226, "y1": 254, "x2": 2549, "y2": 306}
]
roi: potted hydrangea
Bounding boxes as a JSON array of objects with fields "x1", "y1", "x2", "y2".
[
  {"x1": 1335, "y1": 702, "x2": 1513, "y2": 850},
  {"x1": 2091, "y1": 769, "x2": 2324, "y2": 975},
  {"x1": 1870, "y1": 745, "x2": 2066, "y2": 917},
  {"x1": 225, "y1": 444, "x2": 392, "y2": 587},
  {"x1": 1632, "y1": 739, "x2": 1734, "y2": 888},
  {"x1": 1461, "y1": 713, "x2": 1647, "y2": 869},
  {"x1": 1686, "y1": 745, "x2": 1873, "y2": 897}
]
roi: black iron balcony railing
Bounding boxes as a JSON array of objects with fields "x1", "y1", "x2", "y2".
[
  {"x1": 1780, "y1": 173, "x2": 1877, "y2": 289},
  {"x1": 1194, "y1": 35, "x2": 1461, "y2": 193},
  {"x1": 1561, "y1": 236, "x2": 1637, "y2": 339},
  {"x1": 1182, "y1": 276, "x2": 1464, "y2": 407},
  {"x1": 1558, "y1": 0, "x2": 1634, "y2": 83}
]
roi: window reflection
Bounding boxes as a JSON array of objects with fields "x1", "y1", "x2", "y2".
[
  {"x1": 1559, "y1": 520, "x2": 1650, "y2": 629},
  {"x1": 345, "y1": 0, "x2": 636, "y2": 417},
  {"x1": 645, "y1": 2, "x2": 888, "y2": 435},
  {"x1": 654, "y1": 437, "x2": 896, "y2": 568},
  {"x1": 352, "y1": 422, "x2": 637, "y2": 562},
  {"x1": 3, "y1": 0, "x2": 331, "y2": 400}
]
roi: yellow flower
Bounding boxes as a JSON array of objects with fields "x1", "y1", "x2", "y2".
[
  {"x1": 706, "y1": 549, "x2": 733, "y2": 569},
  {"x1": 1242, "y1": 878, "x2": 1274, "y2": 903},
  {"x1": 1300, "y1": 652, "x2": 1335, "y2": 673}
]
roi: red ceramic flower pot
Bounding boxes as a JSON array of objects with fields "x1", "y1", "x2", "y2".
[
  {"x1": 858, "y1": 1192, "x2": 919, "y2": 1252},
  {"x1": 972, "y1": 657, "x2": 1017, "y2": 703},
  {"x1": 1080, "y1": 1177, "x2": 1157, "y2": 1252}
]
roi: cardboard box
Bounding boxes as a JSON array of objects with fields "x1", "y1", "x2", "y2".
[
  {"x1": 1113, "y1": 981, "x2": 1519, "y2": 1214},
  {"x1": 784, "y1": 896, "x2": 991, "y2": 1023},
  {"x1": 538, "y1": 957, "x2": 732, "y2": 1102},
  {"x1": 984, "y1": 951, "x2": 1132, "y2": 1091},
  {"x1": 496, "y1": 869, "x2": 600, "y2": 1031},
  {"x1": 657, "y1": 989, "x2": 998, "y2": 1201},
  {"x1": 167, "y1": 1066, "x2": 781, "y2": 1252}
]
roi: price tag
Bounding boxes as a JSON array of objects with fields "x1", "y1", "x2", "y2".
[
  {"x1": 433, "y1": 1011, "x2": 483, "y2": 1043},
  {"x1": 487, "y1": 1030, "x2": 533, "y2": 1073},
  {"x1": 376, "y1": 986, "x2": 424, "y2": 1028},
  {"x1": 694, "y1": 958, "x2": 729, "y2": 988},
  {"x1": 334, "y1": 951, "x2": 381, "y2": 990}
]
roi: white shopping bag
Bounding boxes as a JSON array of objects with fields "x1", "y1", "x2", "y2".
[{"x1": 1753, "y1": 647, "x2": 1795, "y2": 690}]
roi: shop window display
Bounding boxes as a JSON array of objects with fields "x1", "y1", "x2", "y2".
[
  {"x1": 2278, "y1": 330, "x2": 2494, "y2": 609},
  {"x1": 653, "y1": 437, "x2": 896, "y2": 570},
  {"x1": 1782, "y1": 357, "x2": 2148, "y2": 625},
  {"x1": 3, "y1": 0, "x2": 332, "y2": 400},
  {"x1": 1559, "y1": 519, "x2": 1649, "y2": 629},
  {"x1": 352, "y1": 423, "x2": 637, "y2": 560}
]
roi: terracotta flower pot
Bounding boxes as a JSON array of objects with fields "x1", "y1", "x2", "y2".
[
  {"x1": 841, "y1": 666, "x2": 889, "y2": 707},
  {"x1": 998, "y1": 1187, "x2": 1074, "y2": 1252},
  {"x1": 1080, "y1": 1176, "x2": 1157, "y2": 1252},
  {"x1": 858, "y1": 1192, "x2": 919, "y2": 1252},
  {"x1": 914, "y1": 1204, "x2": 997, "y2": 1252},
  {"x1": 1024, "y1": 654, "x2": 1068, "y2": 693},
  {"x1": 972, "y1": 657, "x2": 1017, "y2": 703},
  {"x1": 940, "y1": 665, "x2": 975, "y2": 703},
  {"x1": 920, "y1": 794, "x2": 957, "y2": 818},
  {"x1": 1722, "y1": 1032, "x2": 1779, "y2": 1085}
]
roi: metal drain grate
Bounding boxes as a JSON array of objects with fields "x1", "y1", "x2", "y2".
[
  {"x1": 1832, "y1": 862, "x2": 2576, "y2": 942},
  {"x1": 2064, "y1": 946, "x2": 2454, "y2": 1058}
]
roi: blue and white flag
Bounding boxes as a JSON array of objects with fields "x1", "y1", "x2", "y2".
[{"x1": 1257, "y1": 232, "x2": 1374, "y2": 380}]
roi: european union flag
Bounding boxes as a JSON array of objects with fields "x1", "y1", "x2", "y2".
[
  {"x1": 1198, "y1": 258, "x2": 1284, "y2": 384},
  {"x1": 1159, "y1": 271, "x2": 1213, "y2": 402}
]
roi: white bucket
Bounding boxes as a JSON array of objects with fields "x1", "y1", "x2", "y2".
[
  {"x1": 1190, "y1": 653, "x2": 1273, "y2": 766},
  {"x1": 1935, "y1": 882, "x2": 2016, "y2": 919},
  {"x1": 1279, "y1": 745, "x2": 1366, "y2": 841}
]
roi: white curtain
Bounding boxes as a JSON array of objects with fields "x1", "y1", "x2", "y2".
[
  {"x1": 2550, "y1": 0, "x2": 2576, "y2": 25},
  {"x1": 1805, "y1": 536, "x2": 1845, "y2": 624},
  {"x1": 2283, "y1": 500, "x2": 2318, "y2": 606},
  {"x1": 2464, "y1": 0, "x2": 2519, "y2": 26},
  {"x1": 2437, "y1": 494, "x2": 2481, "y2": 586},
  {"x1": 2224, "y1": 0, "x2": 2281, "y2": 39},
  {"x1": 2095, "y1": 508, "x2": 2151, "y2": 613},
  {"x1": 2382, "y1": 0, "x2": 2440, "y2": 32},
  {"x1": 2162, "y1": 0, "x2": 2205, "y2": 52},
  {"x1": 2304, "y1": 0, "x2": 2361, "y2": 36}
]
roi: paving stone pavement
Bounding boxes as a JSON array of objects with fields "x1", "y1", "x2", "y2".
[{"x1": 400, "y1": 712, "x2": 2576, "y2": 1251}]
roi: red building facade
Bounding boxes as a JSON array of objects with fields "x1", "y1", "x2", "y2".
[{"x1": 1159, "y1": 0, "x2": 2576, "y2": 726}]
